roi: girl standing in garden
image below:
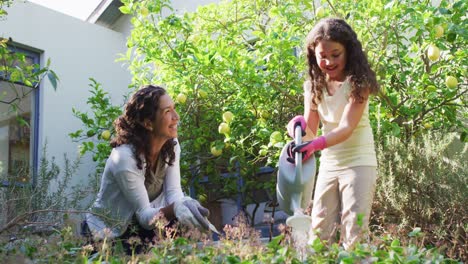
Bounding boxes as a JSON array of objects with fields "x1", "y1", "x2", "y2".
[
  {"x1": 286, "y1": 18, "x2": 379, "y2": 249},
  {"x1": 83, "y1": 85, "x2": 213, "y2": 252}
]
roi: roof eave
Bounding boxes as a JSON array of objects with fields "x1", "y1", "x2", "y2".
[{"x1": 86, "y1": 0, "x2": 124, "y2": 27}]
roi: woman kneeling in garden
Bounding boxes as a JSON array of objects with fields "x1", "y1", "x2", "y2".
[{"x1": 82, "y1": 85, "x2": 212, "y2": 252}]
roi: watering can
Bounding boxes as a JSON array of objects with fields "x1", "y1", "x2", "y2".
[{"x1": 276, "y1": 124, "x2": 316, "y2": 231}]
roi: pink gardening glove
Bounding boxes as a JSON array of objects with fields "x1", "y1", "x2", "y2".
[
  {"x1": 292, "y1": 136, "x2": 327, "y2": 161},
  {"x1": 287, "y1": 115, "x2": 306, "y2": 138}
]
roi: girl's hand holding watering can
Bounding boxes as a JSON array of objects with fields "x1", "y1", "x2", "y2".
[{"x1": 286, "y1": 115, "x2": 327, "y2": 162}]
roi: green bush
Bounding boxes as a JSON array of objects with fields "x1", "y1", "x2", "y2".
[
  {"x1": 373, "y1": 132, "x2": 467, "y2": 260},
  {"x1": 115, "y1": 0, "x2": 467, "y2": 213},
  {"x1": 120, "y1": 0, "x2": 312, "y2": 207},
  {"x1": 69, "y1": 78, "x2": 123, "y2": 175},
  {"x1": 0, "y1": 145, "x2": 83, "y2": 235},
  {"x1": 332, "y1": 0, "x2": 467, "y2": 141}
]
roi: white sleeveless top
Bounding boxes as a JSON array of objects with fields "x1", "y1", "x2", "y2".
[{"x1": 305, "y1": 80, "x2": 377, "y2": 170}]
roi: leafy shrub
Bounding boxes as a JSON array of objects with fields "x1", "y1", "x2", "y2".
[
  {"x1": 117, "y1": 0, "x2": 467, "y2": 215},
  {"x1": 1, "y1": 37, "x2": 58, "y2": 121},
  {"x1": 373, "y1": 132, "x2": 467, "y2": 260},
  {"x1": 120, "y1": 0, "x2": 311, "y2": 207},
  {"x1": 69, "y1": 78, "x2": 123, "y2": 175},
  {"x1": 333, "y1": 0, "x2": 467, "y2": 141},
  {"x1": 0, "y1": 145, "x2": 82, "y2": 235}
]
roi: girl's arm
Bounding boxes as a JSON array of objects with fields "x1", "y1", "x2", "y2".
[
  {"x1": 303, "y1": 81, "x2": 320, "y2": 141},
  {"x1": 323, "y1": 95, "x2": 368, "y2": 147},
  {"x1": 304, "y1": 109, "x2": 320, "y2": 141},
  {"x1": 291, "y1": 87, "x2": 369, "y2": 161}
]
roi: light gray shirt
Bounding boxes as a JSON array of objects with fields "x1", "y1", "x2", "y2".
[{"x1": 85, "y1": 140, "x2": 184, "y2": 239}]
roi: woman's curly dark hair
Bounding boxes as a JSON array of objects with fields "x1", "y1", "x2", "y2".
[
  {"x1": 110, "y1": 85, "x2": 176, "y2": 187},
  {"x1": 305, "y1": 18, "x2": 379, "y2": 106}
]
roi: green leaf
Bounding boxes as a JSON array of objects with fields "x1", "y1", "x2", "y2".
[
  {"x1": 119, "y1": 5, "x2": 131, "y2": 14},
  {"x1": 173, "y1": 237, "x2": 188, "y2": 246},
  {"x1": 226, "y1": 255, "x2": 241, "y2": 263},
  {"x1": 446, "y1": 32, "x2": 456, "y2": 42},
  {"x1": 24, "y1": 79, "x2": 33, "y2": 87},
  {"x1": 357, "y1": 213, "x2": 364, "y2": 227},
  {"x1": 390, "y1": 239, "x2": 400, "y2": 247},
  {"x1": 460, "y1": 131, "x2": 467, "y2": 142},
  {"x1": 438, "y1": 8, "x2": 450, "y2": 14},
  {"x1": 47, "y1": 71, "x2": 58, "y2": 90},
  {"x1": 266, "y1": 234, "x2": 283, "y2": 250},
  {"x1": 16, "y1": 116, "x2": 30, "y2": 127},
  {"x1": 311, "y1": 236, "x2": 325, "y2": 252},
  {"x1": 408, "y1": 227, "x2": 422, "y2": 237}
]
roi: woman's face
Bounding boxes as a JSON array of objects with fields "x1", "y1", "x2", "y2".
[
  {"x1": 314, "y1": 39, "x2": 347, "y2": 82},
  {"x1": 150, "y1": 94, "x2": 179, "y2": 140}
]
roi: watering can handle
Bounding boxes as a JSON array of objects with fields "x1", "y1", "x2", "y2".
[
  {"x1": 294, "y1": 123, "x2": 303, "y2": 145},
  {"x1": 294, "y1": 124, "x2": 303, "y2": 181}
]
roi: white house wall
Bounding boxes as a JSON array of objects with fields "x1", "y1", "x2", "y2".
[
  {"x1": 1, "y1": 1, "x2": 132, "y2": 194},
  {"x1": 110, "y1": 0, "x2": 221, "y2": 36}
]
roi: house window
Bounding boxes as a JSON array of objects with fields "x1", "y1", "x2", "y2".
[{"x1": 0, "y1": 46, "x2": 40, "y2": 186}]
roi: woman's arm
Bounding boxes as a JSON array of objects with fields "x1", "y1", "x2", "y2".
[
  {"x1": 111, "y1": 147, "x2": 162, "y2": 230},
  {"x1": 163, "y1": 139, "x2": 184, "y2": 204},
  {"x1": 113, "y1": 169, "x2": 160, "y2": 230}
]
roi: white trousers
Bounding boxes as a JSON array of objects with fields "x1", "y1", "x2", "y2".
[{"x1": 309, "y1": 166, "x2": 377, "y2": 249}]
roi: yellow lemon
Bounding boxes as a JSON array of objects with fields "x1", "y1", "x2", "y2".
[
  {"x1": 222, "y1": 111, "x2": 234, "y2": 123},
  {"x1": 427, "y1": 45, "x2": 440, "y2": 61},
  {"x1": 211, "y1": 146, "x2": 222, "y2": 157},
  {"x1": 218, "y1": 122, "x2": 230, "y2": 134},
  {"x1": 101, "y1": 130, "x2": 111, "y2": 140},
  {"x1": 445, "y1": 76, "x2": 458, "y2": 89},
  {"x1": 176, "y1": 93, "x2": 187, "y2": 104}
]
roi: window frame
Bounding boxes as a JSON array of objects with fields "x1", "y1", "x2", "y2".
[{"x1": 0, "y1": 45, "x2": 41, "y2": 188}]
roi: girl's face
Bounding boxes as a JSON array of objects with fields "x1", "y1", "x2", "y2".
[
  {"x1": 314, "y1": 39, "x2": 347, "y2": 82},
  {"x1": 149, "y1": 94, "x2": 179, "y2": 140}
]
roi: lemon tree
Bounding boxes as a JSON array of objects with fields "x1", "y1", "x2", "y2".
[
  {"x1": 339, "y1": 0, "x2": 467, "y2": 141},
  {"x1": 116, "y1": 0, "x2": 467, "y2": 211},
  {"x1": 69, "y1": 79, "x2": 123, "y2": 172},
  {"x1": 118, "y1": 0, "x2": 317, "y2": 212},
  {"x1": 72, "y1": 0, "x2": 466, "y2": 223}
]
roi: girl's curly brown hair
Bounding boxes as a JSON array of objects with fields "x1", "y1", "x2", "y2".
[
  {"x1": 305, "y1": 18, "x2": 379, "y2": 106},
  {"x1": 111, "y1": 85, "x2": 176, "y2": 187}
]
